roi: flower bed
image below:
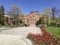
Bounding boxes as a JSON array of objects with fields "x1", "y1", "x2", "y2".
[
  {"x1": 56, "y1": 38, "x2": 60, "y2": 45},
  {"x1": 27, "y1": 27, "x2": 57, "y2": 45}
]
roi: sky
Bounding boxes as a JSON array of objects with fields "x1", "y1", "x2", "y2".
[{"x1": 0, "y1": 0, "x2": 60, "y2": 14}]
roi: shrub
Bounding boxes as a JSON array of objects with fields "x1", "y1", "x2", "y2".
[
  {"x1": 49, "y1": 22, "x2": 56, "y2": 26},
  {"x1": 56, "y1": 24, "x2": 60, "y2": 27},
  {"x1": 0, "y1": 24, "x2": 2, "y2": 28}
]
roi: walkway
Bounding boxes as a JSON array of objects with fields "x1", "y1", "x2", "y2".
[
  {"x1": 0, "y1": 27, "x2": 43, "y2": 45},
  {"x1": 0, "y1": 34, "x2": 32, "y2": 45},
  {"x1": 0, "y1": 27, "x2": 43, "y2": 37}
]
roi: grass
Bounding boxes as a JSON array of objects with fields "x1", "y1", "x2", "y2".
[
  {"x1": 45, "y1": 26, "x2": 60, "y2": 38},
  {"x1": 0, "y1": 24, "x2": 11, "y2": 28}
]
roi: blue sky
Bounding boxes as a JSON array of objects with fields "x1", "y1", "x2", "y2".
[{"x1": 0, "y1": 0, "x2": 60, "y2": 14}]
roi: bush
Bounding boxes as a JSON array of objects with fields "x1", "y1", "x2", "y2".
[
  {"x1": 23, "y1": 24, "x2": 28, "y2": 27},
  {"x1": 56, "y1": 24, "x2": 60, "y2": 27},
  {"x1": 49, "y1": 22, "x2": 60, "y2": 27},
  {"x1": 49, "y1": 22, "x2": 56, "y2": 26},
  {"x1": 0, "y1": 24, "x2": 2, "y2": 28}
]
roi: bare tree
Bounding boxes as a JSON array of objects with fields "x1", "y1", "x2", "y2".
[
  {"x1": 8, "y1": 5, "x2": 22, "y2": 16},
  {"x1": 52, "y1": 7, "x2": 56, "y2": 20},
  {"x1": 56, "y1": 9, "x2": 60, "y2": 18},
  {"x1": 8, "y1": 5, "x2": 22, "y2": 26}
]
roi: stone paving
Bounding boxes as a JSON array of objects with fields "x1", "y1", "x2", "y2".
[
  {"x1": 0, "y1": 34, "x2": 32, "y2": 45},
  {"x1": 0, "y1": 27, "x2": 43, "y2": 45},
  {"x1": 0, "y1": 27, "x2": 43, "y2": 37}
]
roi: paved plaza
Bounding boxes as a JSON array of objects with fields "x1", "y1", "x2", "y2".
[{"x1": 0, "y1": 27, "x2": 43, "y2": 45}]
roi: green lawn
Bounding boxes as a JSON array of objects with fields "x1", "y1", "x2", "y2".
[
  {"x1": 0, "y1": 24, "x2": 11, "y2": 28},
  {"x1": 45, "y1": 26, "x2": 60, "y2": 38}
]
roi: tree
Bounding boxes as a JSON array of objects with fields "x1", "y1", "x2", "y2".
[
  {"x1": 8, "y1": 5, "x2": 22, "y2": 16},
  {"x1": 8, "y1": 5, "x2": 22, "y2": 25},
  {"x1": 0, "y1": 5, "x2": 5, "y2": 25},
  {"x1": 56, "y1": 9, "x2": 60, "y2": 18},
  {"x1": 52, "y1": 7, "x2": 56, "y2": 20},
  {"x1": 43, "y1": 8, "x2": 53, "y2": 25},
  {"x1": 50, "y1": 7, "x2": 60, "y2": 27},
  {"x1": 43, "y1": 8, "x2": 53, "y2": 18},
  {"x1": 58, "y1": 14, "x2": 60, "y2": 18},
  {"x1": 43, "y1": 7, "x2": 60, "y2": 26},
  {"x1": 36, "y1": 17, "x2": 43, "y2": 26}
]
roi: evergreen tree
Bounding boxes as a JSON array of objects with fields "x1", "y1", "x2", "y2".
[
  {"x1": 36, "y1": 18, "x2": 43, "y2": 26},
  {"x1": 0, "y1": 5, "x2": 5, "y2": 25}
]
